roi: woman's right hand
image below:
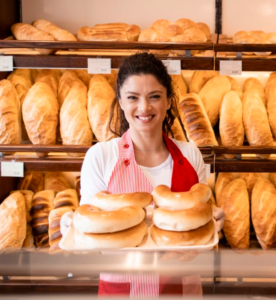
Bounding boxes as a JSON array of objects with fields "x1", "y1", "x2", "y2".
[{"x1": 60, "y1": 211, "x2": 74, "y2": 236}]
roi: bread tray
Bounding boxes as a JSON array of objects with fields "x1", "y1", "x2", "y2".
[{"x1": 59, "y1": 220, "x2": 218, "y2": 252}]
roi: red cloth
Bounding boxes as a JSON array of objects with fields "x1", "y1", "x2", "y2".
[{"x1": 98, "y1": 279, "x2": 130, "y2": 296}]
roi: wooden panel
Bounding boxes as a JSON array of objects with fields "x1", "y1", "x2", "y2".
[
  {"x1": 214, "y1": 146, "x2": 276, "y2": 154},
  {"x1": 0, "y1": 177, "x2": 17, "y2": 204},
  {"x1": 0, "y1": 0, "x2": 21, "y2": 39}
]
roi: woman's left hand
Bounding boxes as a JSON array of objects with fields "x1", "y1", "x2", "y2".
[{"x1": 213, "y1": 206, "x2": 225, "y2": 232}]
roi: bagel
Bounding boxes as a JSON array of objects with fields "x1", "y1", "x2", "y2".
[
  {"x1": 90, "y1": 191, "x2": 152, "y2": 211},
  {"x1": 151, "y1": 219, "x2": 215, "y2": 247},
  {"x1": 73, "y1": 204, "x2": 145, "y2": 233},
  {"x1": 153, "y1": 200, "x2": 213, "y2": 231},
  {"x1": 74, "y1": 221, "x2": 148, "y2": 249},
  {"x1": 152, "y1": 183, "x2": 211, "y2": 210}
]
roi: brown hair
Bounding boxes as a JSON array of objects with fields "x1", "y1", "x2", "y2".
[{"x1": 109, "y1": 52, "x2": 179, "y2": 137}]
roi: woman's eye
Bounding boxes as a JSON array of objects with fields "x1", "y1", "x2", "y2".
[
  {"x1": 127, "y1": 96, "x2": 137, "y2": 100},
  {"x1": 150, "y1": 94, "x2": 161, "y2": 99}
]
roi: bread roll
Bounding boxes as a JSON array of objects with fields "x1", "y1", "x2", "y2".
[
  {"x1": 219, "y1": 91, "x2": 244, "y2": 158},
  {"x1": 11, "y1": 23, "x2": 56, "y2": 55},
  {"x1": 174, "y1": 18, "x2": 195, "y2": 30},
  {"x1": 180, "y1": 27, "x2": 207, "y2": 42},
  {"x1": 162, "y1": 25, "x2": 184, "y2": 38},
  {"x1": 23, "y1": 82, "x2": 59, "y2": 157},
  {"x1": 151, "y1": 219, "x2": 214, "y2": 247},
  {"x1": 196, "y1": 22, "x2": 211, "y2": 39},
  {"x1": 151, "y1": 19, "x2": 171, "y2": 31},
  {"x1": 35, "y1": 69, "x2": 61, "y2": 98},
  {"x1": 242, "y1": 80, "x2": 273, "y2": 159},
  {"x1": 44, "y1": 172, "x2": 72, "y2": 193},
  {"x1": 265, "y1": 73, "x2": 276, "y2": 137},
  {"x1": 217, "y1": 178, "x2": 250, "y2": 249},
  {"x1": 74, "y1": 221, "x2": 148, "y2": 249},
  {"x1": 215, "y1": 173, "x2": 238, "y2": 206},
  {"x1": 53, "y1": 189, "x2": 78, "y2": 209},
  {"x1": 239, "y1": 173, "x2": 262, "y2": 198},
  {"x1": 252, "y1": 178, "x2": 276, "y2": 249},
  {"x1": 199, "y1": 75, "x2": 232, "y2": 127},
  {"x1": 233, "y1": 31, "x2": 249, "y2": 43},
  {"x1": 32, "y1": 19, "x2": 77, "y2": 41},
  {"x1": 138, "y1": 28, "x2": 159, "y2": 42},
  {"x1": 179, "y1": 93, "x2": 218, "y2": 146},
  {"x1": 233, "y1": 35, "x2": 256, "y2": 55},
  {"x1": 227, "y1": 76, "x2": 243, "y2": 99},
  {"x1": 0, "y1": 192, "x2": 26, "y2": 249},
  {"x1": 48, "y1": 206, "x2": 74, "y2": 249},
  {"x1": 60, "y1": 81, "x2": 93, "y2": 156},
  {"x1": 266, "y1": 32, "x2": 276, "y2": 43},
  {"x1": 189, "y1": 71, "x2": 218, "y2": 94},
  {"x1": 31, "y1": 190, "x2": 55, "y2": 248},
  {"x1": 88, "y1": 75, "x2": 116, "y2": 142},
  {"x1": 0, "y1": 79, "x2": 21, "y2": 145},
  {"x1": 249, "y1": 30, "x2": 266, "y2": 40}
]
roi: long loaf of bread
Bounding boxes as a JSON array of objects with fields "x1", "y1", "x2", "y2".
[{"x1": 265, "y1": 73, "x2": 276, "y2": 138}]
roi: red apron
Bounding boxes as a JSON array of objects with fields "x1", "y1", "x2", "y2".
[{"x1": 99, "y1": 129, "x2": 201, "y2": 297}]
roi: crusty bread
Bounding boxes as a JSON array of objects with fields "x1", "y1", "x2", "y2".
[
  {"x1": 242, "y1": 79, "x2": 273, "y2": 159},
  {"x1": 179, "y1": 93, "x2": 218, "y2": 146},
  {"x1": 60, "y1": 81, "x2": 93, "y2": 156},
  {"x1": 48, "y1": 206, "x2": 74, "y2": 249},
  {"x1": 74, "y1": 70, "x2": 92, "y2": 88},
  {"x1": 23, "y1": 82, "x2": 59, "y2": 157},
  {"x1": 219, "y1": 91, "x2": 244, "y2": 158},
  {"x1": 11, "y1": 23, "x2": 56, "y2": 55},
  {"x1": 252, "y1": 178, "x2": 276, "y2": 249},
  {"x1": 227, "y1": 76, "x2": 243, "y2": 99},
  {"x1": 180, "y1": 27, "x2": 207, "y2": 42},
  {"x1": 44, "y1": 172, "x2": 72, "y2": 193},
  {"x1": 32, "y1": 19, "x2": 77, "y2": 41},
  {"x1": 269, "y1": 173, "x2": 276, "y2": 187},
  {"x1": 196, "y1": 22, "x2": 211, "y2": 39},
  {"x1": 162, "y1": 24, "x2": 184, "y2": 38},
  {"x1": 217, "y1": 178, "x2": 250, "y2": 249},
  {"x1": 0, "y1": 192, "x2": 26, "y2": 250},
  {"x1": 103, "y1": 69, "x2": 118, "y2": 91},
  {"x1": 0, "y1": 79, "x2": 21, "y2": 145},
  {"x1": 244, "y1": 78, "x2": 266, "y2": 105},
  {"x1": 35, "y1": 69, "x2": 62, "y2": 98},
  {"x1": 215, "y1": 173, "x2": 238, "y2": 206},
  {"x1": 265, "y1": 73, "x2": 276, "y2": 137},
  {"x1": 171, "y1": 75, "x2": 187, "y2": 103},
  {"x1": 239, "y1": 173, "x2": 262, "y2": 199},
  {"x1": 22, "y1": 224, "x2": 35, "y2": 248},
  {"x1": 53, "y1": 189, "x2": 79, "y2": 209},
  {"x1": 17, "y1": 172, "x2": 44, "y2": 194},
  {"x1": 87, "y1": 75, "x2": 116, "y2": 142},
  {"x1": 151, "y1": 19, "x2": 171, "y2": 31},
  {"x1": 10, "y1": 190, "x2": 34, "y2": 223},
  {"x1": 170, "y1": 117, "x2": 187, "y2": 142},
  {"x1": 233, "y1": 31, "x2": 249, "y2": 43},
  {"x1": 189, "y1": 71, "x2": 218, "y2": 94},
  {"x1": 174, "y1": 18, "x2": 196, "y2": 30},
  {"x1": 199, "y1": 75, "x2": 232, "y2": 127}
]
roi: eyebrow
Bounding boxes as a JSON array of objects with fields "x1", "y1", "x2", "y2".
[{"x1": 125, "y1": 90, "x2": 164, "y2": 95}]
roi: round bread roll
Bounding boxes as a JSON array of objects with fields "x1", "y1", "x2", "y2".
[
  {"x1": 266, "y1": 32, "x2": 276, "y2": 43},
  {"x1": 153, "y1": 200, "x2": 213, "y2": 231},
  {"x1": 74, "y1": 221, "x2": 148, "y2": 249},
  {"x1": 151, "y1": 219, "x2": 214, "y2": 247},
  {"x1": 233, "y1": 31, "x2": 249, "y2": 43},
  {"x1": 150, "y1": 19, "x2": 171, "y2": 31},
  {"x1": 152, "y1": 184, "x2": 211, "y2": 210},
  {"x1": 174, "y1": 18, "x2": 196, "y2": 30},
  {"x1": 233, "y1": 35, "x2": 256, "y2": 55},
  {"x1": 73, "y1": 204, "x2": 146, "y2": 233},
  {"x1": 254, "y1": 37, "x2": 272, "y2": 56},
  {"x1": 90, "y1": 191, "x2": 152, "y2": 211},
  {"x1": 249, "y1": 30, "x2": 266, "y2": 41},
  {"x1": 196, "y1": 22, "x2": 211, "y2": 39},
  {"x1": 162, "y1": 24, "x2": 183, "y2": 38}
]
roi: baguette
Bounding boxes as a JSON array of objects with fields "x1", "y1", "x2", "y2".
[
  {"x1": 265, "y1": 73, "x2": 276, "y2": 137},
  {"x1": 189, "y1": 71, "x2": 218, "y2": 94},
  {"x1": 35, "y1": 69, "x2": 62, "y2": 98}
]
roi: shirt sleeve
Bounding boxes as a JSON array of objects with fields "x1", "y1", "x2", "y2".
[{"x1": 80, "y1": 144, "x2": 107, "y2": 205}]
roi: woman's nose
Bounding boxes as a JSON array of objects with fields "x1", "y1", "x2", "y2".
[{"x1": 138, "y1": 98, "x2": 151, "y2": 111}]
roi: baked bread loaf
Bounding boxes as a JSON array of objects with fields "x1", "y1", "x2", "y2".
[
  {"x1": 219, "y1": 91, "x2": 244, "y2": 158},
  {"x1": 252, "y1": 178, "x2": 276, "y2": 249},
  {"x1": 269, "y1": 173, "x2": 276, "y2": 187},
  {"x1": 53, "y1": 189, "x2": 79, "y2": 209},
  {"x1": 11, "y1": 23, "x2": 56, "y2": 55},
  {"x1": 60, "y1": 81, "x2": 93, "y2": 156},
  {"x1": 171, "y1": 75, "x2": 187, "y2": 103},
  {"x1": 17, "y1": 171, "x2": 44, "y2": 193},
  {"x1": 227, "y1": 76, "x2": 243, "y2": 99},
  {"x1": 170, "y1": 117, "x2": 187, "y2": 142},
  {"x1": 199, "y1": 75, "x2": 232, "y2": 126},
  {"x1": 0, "y1": 79, "x2": 21, "y2": 145},
  {"x1": 22, "y1": 225, "x2": 35, "y2": 248},
  {"x1": 217, "y1": 178, "x2": 250, "y2": 249},
  {"x1": 196, "y1": 22, "x2": 211, "y2": 39},
  {"x1": 91, "y1": 191, "x2": 152, "y2": 211},
  {"x1": 74, "y1": 221, "x2": 147, "y2": 249},
  {"x1": 32, "y1": 19, "x2": 77, "y2": 41},
  {"x1": 151, "y1": 19, "x2": 171, "y2": 31},
  {"x1": 244, "y1": 78, "x2": 266, "y2": 105},
  {"x1": 265, "y1": 73, "x2": 276, "y2": 137},
  {"x1": 239, "y1": 173, "x2": 262, "y2": 199},
  {"x1": 31, "y1": 190, "x2": 55, "y2": 248},
  {"x1": 174, "y1": 18, "x2": 196, "y2": 30},
  {"x1": 48, "y1": 206, "x2": 74, "y2": 249},
  {"x1": 74, "y1": 205, "x2": 146, "y2": 233},
  {"x1": 35, "y1": 69, "x2": 61, "y2": 98},
  {"x1": 0, "y1": 192, "x2": 26, "y2": 250},
  {"x1": 189, "y1": 71, "x2": 218, "y2": 94},
  {"x1": 215, "y1": 173, "x2": 238, "y2": 207},
  {"x1": 44, "y1": 172, "x2": 72, "y2": 193},
  {"x1": 74, "y1": 70, "x2": 92, "y2": 88},
  {"x1": 88, "y1": 75, "x2": 116, "y2": 141},
  {"x1": 179, "y1": 93, "x2": 218, "y2": 146},
  {"x1": 242, "y1": 79, "x2": 273, "y2": 159},
  {"x1": 151, "y1": 219, "x2": 214, "y2": 247},
  {"x1": 23, "y1": 82, "x2": 59, "y2": 157},
  {"x1": 103, "y1": 69, "x2": 118, "y2": 91}
]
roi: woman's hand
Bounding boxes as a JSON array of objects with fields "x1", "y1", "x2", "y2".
[
  {"x1": 213, "y1": 206, "x2": 225, "y2": 232},
  {"x1": 60, "y1": 211, "x2": 74, "y2": 236}
]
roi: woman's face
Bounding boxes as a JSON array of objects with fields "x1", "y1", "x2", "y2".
[{"x1": 119, "y1": 74, "x2": 171, "y2": 135}]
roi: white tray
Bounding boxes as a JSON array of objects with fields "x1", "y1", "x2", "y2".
[{"x1": 59, "y1": 220, "x2": 219, "y2": 252}]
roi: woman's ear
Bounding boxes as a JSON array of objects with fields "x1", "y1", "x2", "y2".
[
  {"x1": 167, "y1": 98, "x2": 171, "y2": 110},
  {"x1": 118, "y1": 97, "x2": 124, "y2": 111}
]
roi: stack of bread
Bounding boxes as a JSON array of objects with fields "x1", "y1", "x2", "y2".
[
  {"x1": 138, "y1": 18, "x2": 210, "y2": 56},
  {"x1": 151, "y1": 184, "x2": 215, "y2": 247},
  {"x1": 72, "y1": 191, "x2": 152, "y2": 249},
  {"x1": 77, "y1": 22, "x2": 141, "y2": 42},
  {"x1": 11, "y1": 20, "x2": 76, "y2": 55},
  {"x1": 48, "y1": 189, "x2": 79, "y2": 250},
  {"x1": 233, "y1": 30, "x2": 276, "y2": 56}
]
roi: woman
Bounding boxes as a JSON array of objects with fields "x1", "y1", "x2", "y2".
[{"x1": 61, "y1": 52, "x2": 224, "y2": 297}]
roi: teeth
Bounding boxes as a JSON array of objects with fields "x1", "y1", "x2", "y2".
[{"x1": 138, "y1": 116, "x2": 152, "y2": 121}]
